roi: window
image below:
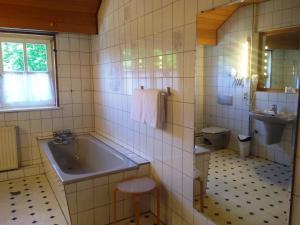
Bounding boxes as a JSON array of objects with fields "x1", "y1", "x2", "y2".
[{"x1": 0, "y1": 33, "x2": 57, "y2": 111}]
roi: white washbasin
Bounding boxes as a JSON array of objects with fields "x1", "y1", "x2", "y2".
[
  {"x1": 250, "y1": 110, "x2": 296, "y2": 144},
  {"x1": 250, "y1": 111, "x2": 296, "y2": 124}
]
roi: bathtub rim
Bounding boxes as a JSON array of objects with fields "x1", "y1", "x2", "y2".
[{"x1": 38, "y1": 134, "x2": 139, "y2": 184}]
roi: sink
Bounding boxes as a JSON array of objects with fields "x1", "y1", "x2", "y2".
[
  {"x1": 250, "y1": 111, "x2": 296, "y2": 144},
  {"x1": 250, "y1": 111, "x2": 296, "y2": 124}
]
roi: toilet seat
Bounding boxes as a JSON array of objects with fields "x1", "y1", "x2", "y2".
[{"x1": 201, "y1": 126, "x2": 229, "y2": 134}]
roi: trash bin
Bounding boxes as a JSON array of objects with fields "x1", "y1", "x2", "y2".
[{"x1": 238, "y1": 135, "x2": 251, "y2": 158}]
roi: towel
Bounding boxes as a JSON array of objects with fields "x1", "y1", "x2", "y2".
[
  {"x1": 142, "y1": 89, "x2": 166, "y2": 128},
  {"x1": 130, "y1": 89, "x2": 144, "y2": 122}
]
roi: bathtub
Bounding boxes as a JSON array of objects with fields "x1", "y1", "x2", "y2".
[
  {"x1": 39, "y1": 134, "x2": 137, "y2": 184},
  {"x1": 39, "y1": 134, "x2": 149, "y2": 225}
]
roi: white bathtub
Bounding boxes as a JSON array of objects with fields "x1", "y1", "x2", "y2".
[{"x1": 38, "y1": 134, "x2": 137, "y2": 184}]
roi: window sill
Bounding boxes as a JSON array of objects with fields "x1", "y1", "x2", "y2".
[{"x1": 0, "y1": 106, "x2": 61, "y2": 113}]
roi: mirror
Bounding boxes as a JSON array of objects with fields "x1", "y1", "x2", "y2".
[
  {"x1": 258, "y1": 28, "x2": 300, "y2": 91},
  {"x1": 194, "y1": 3, "x2": 298, "y2": 225}
]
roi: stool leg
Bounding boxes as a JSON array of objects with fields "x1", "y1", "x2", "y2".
[
  {"x1": 133, "y1": 194, "x2": 141, "y2": 225},
  {"x1": 113, "y1": 188, "x2": 117, "y2": 225},
  {"x1": 199, "y1": 179, "x2": 204, "y2": 213},
  {"x1": 155, "y1": 187, "x2": 160, "y2": 225}
]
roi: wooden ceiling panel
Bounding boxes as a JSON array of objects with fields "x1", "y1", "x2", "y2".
[
  {"x1": 197, "y1": 0, "x2": 269, "y2": 46},
  {"x1": 0, "y1": 0, "x2": 101, "y2": 34},
  {"x1": 197, "y1": 5, "x2": 240, "y2": 45},
  {"x1": 0, "y1": 0, "x2": 99, "y2": 13}
]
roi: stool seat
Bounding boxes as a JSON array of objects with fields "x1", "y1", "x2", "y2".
[
  {"x1": 117, "y1": 177, "x2": 156, "y2": 194},
  {"x1": 113, "y1": 176, "x2": 160, "y2": 225}
]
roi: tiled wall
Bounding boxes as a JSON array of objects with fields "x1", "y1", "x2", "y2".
[
  {"x1": 256, "y1": 0, "x2": 300, "y2": 32},
  {"x1": 41, "y1": 1, "x2": 300, "y2": 225},
  {"x1": 0, "y1": 33, "x2": 94, "y2": 168},
  {"x1": 253, "y1": 92, "x2": 298, "y2": 165},
  {"x1": 0, "y1": 164, "x2": 44, "y2": 182},
  {"x1": 195, "y1": 46, "x2": 205, "y2": 133},
  {"x1": 93, "y1": 0, "x2": 300, "y2": 224},
  {"x1": 200, "y1": 6, "x2": 253, "y2": 151},
  {"x1": 92, "y1": 0, "x2": 223, "y2": 224},
  {"x1": 255, "y1": 1, "x2": 300, "y2": 224}
]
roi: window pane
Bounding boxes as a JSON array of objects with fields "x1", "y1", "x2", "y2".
[
  {"x1": 1, "y1": 42, "x2": 25, "y2": 72},
  {"x1": 26, "y1": 43, "x2": 48, "y2": 72}
]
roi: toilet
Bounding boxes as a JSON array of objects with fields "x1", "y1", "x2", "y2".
[{"x1": 201, "y1": 127, "x2": 230, "y2": 149}]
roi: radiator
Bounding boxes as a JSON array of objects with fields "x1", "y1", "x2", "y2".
[{"x1": 0, "y1": 126, "x2": 19, "y2": 171}]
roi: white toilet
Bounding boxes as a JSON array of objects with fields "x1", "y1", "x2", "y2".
[{"x1": 201, "y1": 126, "x2": 230, "y2": 149}]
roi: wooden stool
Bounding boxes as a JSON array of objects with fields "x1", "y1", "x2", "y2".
[
  {"x1": 195, "y1": 177, "x2": 204, "y2": 213},
  {"x1": 194, "y1": 168, "x2": 204, "y2": 213},
  {"x1": 113, "y1": 176, "x2": 160, "y2": 225}
]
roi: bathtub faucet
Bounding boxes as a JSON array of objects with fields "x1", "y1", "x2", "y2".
[{"x1": 52, "y1": 129, "x2": 74, "y2": 144}]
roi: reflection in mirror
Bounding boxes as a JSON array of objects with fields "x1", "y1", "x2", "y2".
[
  {"x1": 259, "y1": 28, "x2": 300, "y2": 90},
  {"x1": 194, "y1": 3, "x2": 298, "y2": 225}
]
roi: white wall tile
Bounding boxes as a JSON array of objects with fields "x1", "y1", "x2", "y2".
[
  {"x1": 173, "y1": 0, "x2": 185, "y2": 28},
  {"x1": 162, "y1": 5, "x2": 173, "y2": 31},
  {"x1": 93, "y1": 1, "x2": 300, "y2": 225}
]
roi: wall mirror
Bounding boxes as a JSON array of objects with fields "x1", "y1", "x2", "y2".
[
  {"x1": 193, "y1": 2, "x2": 298, "y2": 225},
  {"x1": 257, "y1": 28, "x2": 300, "y2": 91}
]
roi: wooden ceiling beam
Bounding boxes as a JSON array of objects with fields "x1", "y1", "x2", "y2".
[
  {"x1": 0, "y1": 4, "x2": 96, "y2": 24},
  {"x1": 0, "y1": 17, "x2": 96, "y2": 35},
  {"x1": 0, "y1": 3, "x2": 99, "y2": 34},
  {"x1": 0, "y1": 0, "x2": 99, "y2": 14}
]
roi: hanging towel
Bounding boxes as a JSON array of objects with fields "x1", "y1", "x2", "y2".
[
  {"x1": 130, "y1": 89, "x2": 144, "y2": 122},
  {"x1": 142, "y1": 89, "x2": 166, "y2": 128}
]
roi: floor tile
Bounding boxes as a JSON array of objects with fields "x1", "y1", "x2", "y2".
[
  {"x1": 117, "y1": 213, "x2": 160, "y2": 225},
  {"x1": 0, "y1": 175, "x2": 68, "y2": 225},
  {"x1": 195, "y1": 149, "x2": 292, "y2": 225}
]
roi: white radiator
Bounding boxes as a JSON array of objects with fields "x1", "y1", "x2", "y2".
[{"x1": 0, "y1": 126, "x2": 18, "y2": 171}]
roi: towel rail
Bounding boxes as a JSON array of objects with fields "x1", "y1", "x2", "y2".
[{"x1": 140, "y1": 86, "x2": 171, "y2": 96}]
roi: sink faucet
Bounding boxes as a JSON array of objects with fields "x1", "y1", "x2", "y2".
[
  {"x1": 271, "y1": 104, "x2": 278, "y2": 115},
  {"x1": 52, "y1": 129, "x2": 74, "y2": 144}
]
